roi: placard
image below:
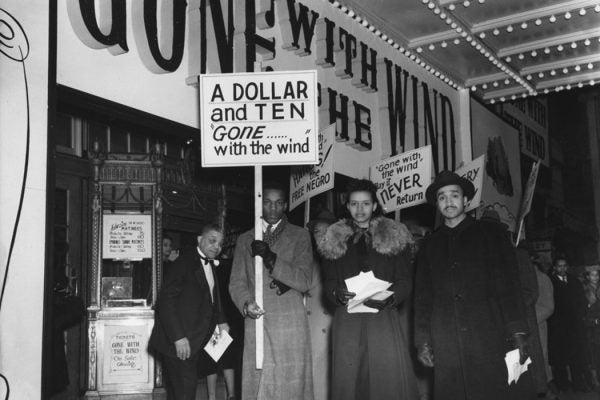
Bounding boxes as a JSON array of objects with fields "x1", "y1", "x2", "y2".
[
  {"x1": 455, "y1": 155, "x2": 485, "y2": 212},
  {"x1": 199, "y1": 70, "x2": 319, "y2": 167},
  {"x1": 289, "y1": 124, "x2": 335, "y2": 211},
  {"x1": 109, "y1": 331, "x2": 144, "y2": 374},
  {"x1": 102, "y1": 214, "x2": 152, "y2": 259},
  {"x1": 370, "y1": 146, "x2": 432, "y2": 213}
]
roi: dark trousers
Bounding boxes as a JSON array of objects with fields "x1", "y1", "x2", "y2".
[{"x1": 163, "y1": 352, "x2": 200, "y2": 400}]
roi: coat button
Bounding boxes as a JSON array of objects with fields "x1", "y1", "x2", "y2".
[
  {"x1": 454, "y1": 294, "x2": 463, "y2": 301},
  {"x1": 307, "y1": 311, "x2": 311, "y2": 315},
  {"x1": 460, "y1": 327, "x2": 468, "y2": 332},
  {"x1": 451, "y1": 262, "x2": 458, "y2": 269}
]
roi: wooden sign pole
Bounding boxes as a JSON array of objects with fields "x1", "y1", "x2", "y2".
[{"x1": 254, "y1": 165, "x2": 264, "y2": 369}]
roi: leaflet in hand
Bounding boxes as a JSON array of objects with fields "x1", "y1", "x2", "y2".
[
  {"x1": 504, "y1": 349, "x2": 531, "y2": 385},
  {"x1": 204, "y1": 328, "x2": 233, "y2": 362},
  {"x1": 345, "y1": 271, "x2": 392, "y2": 313}
]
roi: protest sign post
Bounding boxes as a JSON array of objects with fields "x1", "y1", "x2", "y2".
[
  {"x1": 369, "y1": 146, "x2": 432, "y2": 213},
  {"x1": 199, "y1": 70, "x2": 318, "y2": 369}
]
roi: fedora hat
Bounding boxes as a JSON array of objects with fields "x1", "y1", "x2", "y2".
[{"x1": 425, "y1": 170, "x2": 475, "y2": 204}]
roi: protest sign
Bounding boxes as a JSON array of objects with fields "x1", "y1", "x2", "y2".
[
  {"x1": 289, "y1": 124, "x2": 335, "y2": 211},
  {"x1": 199, "y1": 70, "x2": 318, "y2": 370},
  {"x1": 370, "y1": 146, "x2": 432, "y2": 213},
  {"x1": 455, "y1": 155, "x2": 485, "y2": 212},
  {"x1": 199, "y1": 70, "x2": 319, "y2": 167}
]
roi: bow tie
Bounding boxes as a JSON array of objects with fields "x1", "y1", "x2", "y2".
[{"x1": 200, "y1": 256, "x2": 219, "y2": 267}]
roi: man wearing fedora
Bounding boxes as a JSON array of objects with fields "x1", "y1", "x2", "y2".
[{"x1": 414, "y1": 170, "x2": 535, "y2": 400}]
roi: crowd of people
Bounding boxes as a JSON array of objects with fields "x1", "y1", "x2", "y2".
[{"x1": 148, "y1": 171, "x2": 600, "y2": 400}]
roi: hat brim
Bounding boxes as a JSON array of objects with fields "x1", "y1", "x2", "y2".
[{"x1": 425, "y1": 174, "x2": 475, "y2": 204}]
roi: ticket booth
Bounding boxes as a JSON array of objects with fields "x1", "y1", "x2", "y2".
[{"x1": 83, "y1": 142, "x2": 166, "y2": 399}]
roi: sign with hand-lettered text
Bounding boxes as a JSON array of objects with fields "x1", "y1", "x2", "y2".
[
  {"x1": 289, "y1": 124, "x2": 335, "y2": 211},
  {"x1": 199, "y1": 71, "x2": 318, "y2": 167},
  {"x1": 370, "y1": 146, "x2": 432, "y2": 213},
  {"x1": 455, "y1": 155, "x2": 485, "y2": 212},
  {"x1": 102, "y1": 214, "x2": 152, "y2": 259}
]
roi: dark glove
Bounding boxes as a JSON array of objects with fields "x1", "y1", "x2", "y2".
[
  {"x1": 333, "y1": 286, "x2": 356, "y2": 305},
  {"x1": 363, "y1": 295, "x2": 394, "y2": 310},
  {"x1": 511, "y1": 333, "x2": 529, "y2": 365},
  {"x1": 251, "y1": 240, "x2": 277, "y2": 271},
  {"x1": 269, "y1": 279, "x2": 290, "y2": 295},
  {"x1": 417, "y1": 343, "x2": 435, "y2": 367}
]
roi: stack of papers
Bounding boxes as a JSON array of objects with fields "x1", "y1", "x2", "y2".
[
  {"x1": 204, "y1": 328, "x2": 233, "y2": 362},
  {"x1": 504, "y1": 349, "x2": 531, "y2": 385},
  {"x1": 345, "y1": 271, "x2": 393, "y2": 313}
]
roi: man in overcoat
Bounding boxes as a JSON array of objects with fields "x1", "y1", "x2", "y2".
[
  {"x1": 229, "y1": 182, "x2": 314, "y2": 400},
  {"x1": 414, "y1": 170, "x2": 535, "y2": 400},
  {"x1": 547, "y1": 256, "x2": 588, "y2": 392},
  {"x1": 150, "y1": 224, "x2": 229, "y2": 400}
]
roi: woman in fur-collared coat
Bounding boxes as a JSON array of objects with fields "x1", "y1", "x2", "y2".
[{"x1": 316, "y1": 179, "x2": 418, "y2": 400}]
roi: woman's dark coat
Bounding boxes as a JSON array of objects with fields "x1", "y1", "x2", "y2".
[
  {"x1": 317, "y1": 216, "x2": 418, "y2": 400},
  {"x1": 414, "y1": 215, "x2": 533, "y2": 400}
]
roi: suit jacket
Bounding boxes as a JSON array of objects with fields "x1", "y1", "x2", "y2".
[{"x1": 150, "y1": 248, "x2": 226, "y2": 358}]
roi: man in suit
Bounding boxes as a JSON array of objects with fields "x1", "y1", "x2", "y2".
[
  {"x1": 548, "y1": 256, "x2": 588, "y2": 392},
  {"x1": 150, "y1": 223, "x2": 229, "y2": 400}
]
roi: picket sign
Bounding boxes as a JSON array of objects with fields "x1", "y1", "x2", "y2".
[{"x1": 199, "y1": 69, "x2": 319, "y2": 369}]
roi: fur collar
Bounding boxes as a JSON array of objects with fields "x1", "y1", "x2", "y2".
[{"x1": 316, "y1": 216, "x2": 414, "y2": 260}]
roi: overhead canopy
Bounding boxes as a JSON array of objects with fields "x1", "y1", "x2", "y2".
[{"x1": 335, "y1": 0, "x2": 600, "y2": 103}]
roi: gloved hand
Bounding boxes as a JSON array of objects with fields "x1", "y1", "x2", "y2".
[
  {"x1": 363, "y1": 295, "x2": 394, "y2": 310},
  {"x1": 269, "y1": 279, "x2": 290, "y2": 295},
  {"x1": 333, "y1": 286, "x2": 356, "y2": 305},
  {"x1": 417, "y1": 343, "x2": 435, "y2": 367},
  {"x1": 251, "y1": 240, "x2": 277, "y2": 271},
  {"x1": 511, "y1": 333, "x2": 529, "y2": 365}
]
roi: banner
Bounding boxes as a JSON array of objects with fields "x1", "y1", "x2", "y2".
[
  {"x1": 370, "y1": 146, "x2": 432, "y2": 213},
  {"x1": 199, "y1": 70, "x2": 319, "y2": 167},
  {"x1": 289, "y1": 124, "x2": 335, "y2": 211},
  {"x1": 455, "y1": 155, "x2": 485, "y2": 212}
]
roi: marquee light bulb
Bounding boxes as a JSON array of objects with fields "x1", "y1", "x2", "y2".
[
  {"x1": 507, "y1": 25, "x2": 514, "y2": 32},
  {"x1": 584, "y1": 39, "x2": 591, "y2": 46},
  {"x1": 441, "y1": 41, "x2": 448, "y2": 48},
  {"x1": 535, "y1": 19, "x2": 542, "y2": 26},
  {"x1": 564, "y1": 11, "x2": 572, "y2": 19},
  {"x1": 448, "y1": 4, "x2": 456, "y2": 10},
  {"x1": 464, "y1": 1, "x2": 471, "y2": 7},
  {"x1": 521, "y1": 22, "x2": 528, "y2": 29},
  {"x1": 571, "y1": 42, "x2": 577, "y2": 48},
  {"x1": 429, "y1": 44, "x2": 435, "y2": 50},
  {"x1": 557, "y1": 44, "x2": 564, "y2": 51},
  {"x1": 493, "y1": 28, "x2": 500, "y2": 36},
  {"x1": 518, "y1": 53, "x2": 525, "y2": 60},
  {"x1": 575, "y1": 65, "x2": 581, "y2": 71},
  {"x1": 480, "y1": 32, "x2": 486, "y2": 39},
  {"x1": 588, "y1": 63, "x2": 594, "y2": 69},
  {"x1": 579, "y1": 8, "x2": 586, "y2": 16},
  {"x1": 549, "y1": 15, "x2": 557, "y2": 23},
  {"x1": 595, "y1": 4, "x2": 600, "y2": 12},
  {"x1": 544, "y1": 47, "x2": 551, "y2": 54},
  {"x1": 531, "y1": 50, "x2": 537, "y2": 57},
  {"x1": 505, "y1": 56, "x2": 512, "y2": 62}
]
